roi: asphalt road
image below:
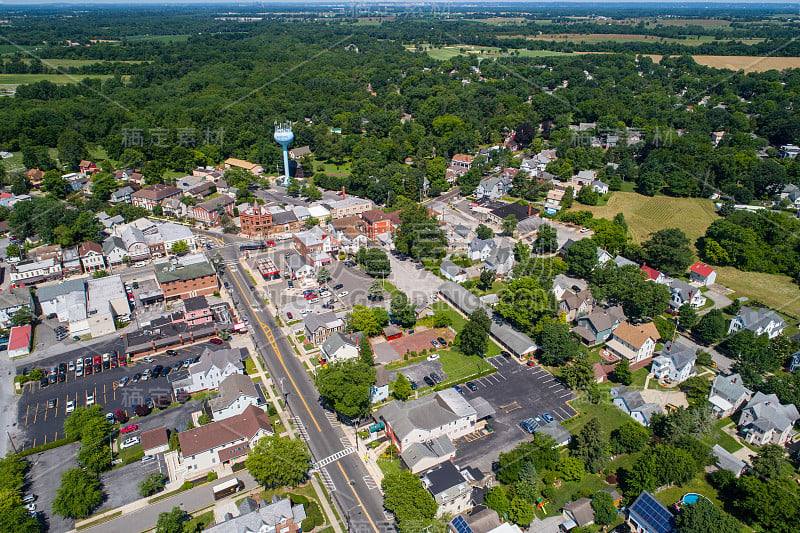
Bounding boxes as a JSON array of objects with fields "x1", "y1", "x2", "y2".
[
  {"x1": 207, "y1": 230, "x2": 390, "y2": 533},
  {"x1": 15, "y1": 342, "x2": 218, "y2": 449}
]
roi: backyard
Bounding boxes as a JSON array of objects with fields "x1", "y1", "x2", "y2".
[{"x1": 430, "y1": 301, "x2": 502, "y2": 357}]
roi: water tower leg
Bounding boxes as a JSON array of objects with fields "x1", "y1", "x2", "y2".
[{"x1": 282, "y1": 147, "x2": 290, "y2": 184}]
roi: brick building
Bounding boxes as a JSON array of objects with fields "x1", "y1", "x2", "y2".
[
  {"x1": 131, "y1": 184, "x2": 181, "y2": 211},
  {"x1": 240, "y1": 205, "x2": 273, "y2": 237},
  {"x1": 155, "y1": 256, "x2": 217, "y2": 300}
]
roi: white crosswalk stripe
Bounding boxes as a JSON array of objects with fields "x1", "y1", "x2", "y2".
[
  {"x1": 340, "y1": 436, "x2": 352, "y2": 448},
  {"x1": 318, "y1": 467, "x2": 336, "y2": 493},
  {"x1": 314, "y1": 447, "x2": 355, "y2": 469},
  {"x1": 293, "y1": 417, "x2": 309, "y2": 442},
  {"x1": 325, "y1": 411, "x2": 339, "y2": 426},
  {"x1": 363, "y1": 475, "x2": 378, "y2": 490}
]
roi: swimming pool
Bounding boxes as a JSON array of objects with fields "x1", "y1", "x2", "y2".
[{"x1": 682, "y1": 493, "x2": 709, "y2": 505}]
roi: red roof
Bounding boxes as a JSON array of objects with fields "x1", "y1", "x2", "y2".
[
  {"x1": 640, "y1": 264, "x2": 662, "y2": 281},
  {"x1": 690, "y1": 262, "x2": 715, "y2": 277},
  {"x1": 8, "y1": 325, "x2": 31, "y2": 351}
]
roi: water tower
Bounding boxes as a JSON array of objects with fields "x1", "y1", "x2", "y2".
[{"x1": 274, "y1": 121, "x2": 294, "y2": 186}]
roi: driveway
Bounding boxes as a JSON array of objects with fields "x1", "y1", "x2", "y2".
[
  {"x1": 386, "y1": 359, "x2": 447, "y2": 389},
  {"x1": 26, "y1": 442, "x2": 80, "y2": 533},
  {"x1": 386, "y1": 254, "x2": 442, "y2": 304},
  {"x1": 677, "y1": 332, "x2": 732, "y2": 374},
  {"x1": 700, "y1": 287, "x2": 733, "y2": 315}
]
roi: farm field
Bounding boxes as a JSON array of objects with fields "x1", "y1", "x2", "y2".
[
  {"x1": 620, "y1": 17, "x2": 734, "y2": 28},
  {"x1": 572, "y1": 191, "x2": 720, "y2": 250},
  {"x1": 20, "y1": 58, "x2": 147, "y2": 68},
  {"x1": 123, "y1": 34, "x2": 190, "y2": 42},
  {"x1": 500, "y1": 33, "x2": 764, "y2": 46},
  {"x1": 0, "y1": 74, "x2": 114, "y2": 93},
  {"x1": 715, "y1": 266, "x2": 800, "y2": 318},
  {"x1": 645, "y1": 54, "x2": 800, "y2": 72}
]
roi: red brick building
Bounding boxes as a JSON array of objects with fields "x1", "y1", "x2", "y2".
[
  {"x1": 361, "y1": 209, "x2": 401, "y2": 241},
  {"x1": 155, "y1": 259, "x2": 217, "y2": 300},
  {"x1": 240, "y1": 205, "x2": 273, "y2": 237},
  {"x1": 191, "y1": 195, "x2": 234, "y2": 226}
]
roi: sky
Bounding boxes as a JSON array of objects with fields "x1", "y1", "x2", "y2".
[{"x1": 2, "y1": 1, "x2": 799, "y2": 5}]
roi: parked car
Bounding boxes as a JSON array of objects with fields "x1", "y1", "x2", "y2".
[
  {"x1": 141, "y1": 455, "x2": 156, "y2": 464},
  {"x1": 526, "y1": 360, "x2": 536, "y2": 367},
  {"x1": 47, "y1": 398, "x2": 57, "y2": 409},
  {"x1": 430, "y1": 340, "x2": 440, "y2": 348},
  {"x1": 286, "y1": 312, "x2": 293, "y2": 320},
  {"x1": 65, "y1": 400, "x2": 75, "y2": 413},
  {"x1": 430, "y1": 372, "x2": 442, "y2": 384},
  {"x1": 101, "y1": 353, "x2": 110, "y2": 363},
  {"x1": 338, "y1": 291, "x2": 349, "y2": 297},
  {"x1": 452, "y1": 385, "x2": 463, "y2": 394},
  {"x1": 520, "y1": 418, "x2": 540, "y2": 433},
  {"x1": 86, "y1": 394, "x2": 95, "y2": 406},
  {"x1": 333, "y1": 283, "x2": 344, "y2": 290},
  {"x1": 48, "y1": 374, "x2": 57, "y2": 385},
  {"x1": 93, "y1": 355, "x2": 101, "y2": 365},
  {"x1": 409, "y1": 380, "x2": 417, "y2": 390},
  {"x1": 173, "y1": 361, "x2": 183, "y2": 371},
  {"x1": 151, "y1": 365, "x2": 163, "y2": 378},
  {"x1": 84, "y1": 364, "x2": 93, "y2": 376},
  {"x1": 161, "y1": 367, "x2": 171, "y2": 377},
  {"x1": 542, "y1": 412, "x2": 555, "y2": 424},
  {"x1": 427, "y1": 353, "x2": 440, "y2": 361},
  {"x1": 209, "y1": 338, "x2": 223, "y2": 345},
  {"x1": 39, "y1": 377, "x2": 48, "y2": 388},
  {"x1": 166, "y1": 350, "x2": 178, "y2": 356},
  {"x1": 120, "y1": 436, "x2": 140, "y2": 449},
  {"x1": 118, "y1": 376, "x2": 130, "y2": 387},
  {"x1": 106, "y1": 413, "x2": 115, "y2": 423},
  {"x1": 437, "y1": 337, "x2": 447, "y2": 346},
  {"x1": 423, "y1": 376, "x2": 435, "y2": 387},
  {"x1": 67, "y1": 361, "x2": 75, "y2": 372},
  {"x1": 466, "y1": 381, "x2": 478, "y2": 391},
  {"x1": 121, "y1": 424, "x2": 138, "y2": 434},
  {"x1": 501, "y1": 351, "x2": 512, "y2": 358},
  {"x1": 142, "y1": 356, "x2": 155, "y2": 363}
]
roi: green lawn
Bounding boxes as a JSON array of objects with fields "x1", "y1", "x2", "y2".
[
  {"x1": 388, "y1": 348, "x2": 494, "y2": 386},
  {"x1": 654, "y1": 474, "x2": 722, "y2": 508},
  {"x1": 430, "y1": 301, "x2": 502, "y2": 356},
  {"x1": 377, "y1": 458, "x2": 402, "y2": 477},
  {"x1": 699, "y1": 417, "x2": 743, "y2": 454},
  {"x1": 124, "y1": 34, "x2": 190, "y2": 42},
  {"x1": 183, "y1": 510, "x2": 214, "y2": 532},
  {"x1": 244, "y1": 357, "x2": 257, "y2": 375},
  {"x1": 408, "y1": 44, "x2": 571, "y2": 61},
  {"x1": 561, "y1": 396, "x2": 631, "y2": 435},
  {"x1": 314, "y1": 160, "x2": 351, "y2": 175},
  {"x1": 0, "y1": 73, "x2": 114, "y2": 91},
  {"x1": 539, "y1": 474, "x2": 610, "y2": 517}
]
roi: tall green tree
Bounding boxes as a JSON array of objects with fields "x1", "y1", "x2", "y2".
[
  {"x1": 155, "y1": 507, "x2": 189, "y2": 533},
  {"x1": 692, "y1": 309, "x2": 727, "y2": 345},
  {"x1": 393, "y1": 373, "x2": 412, "y2": 401},
  {"x1": 475, "y1": 224, "x2": 494, "y2": 240},
  {"x1": 533, "y1": 224, "x2": 559, "y2": 254},
  {"x1": 502, "y1": 214, "x2": 519, "y2": 235},
  {"x1": 675, "y1": 496, "x2": 741, "y2": 533},
  {"x1": 539, "y1": 320, "x2": 581, "y2": 366},
  {"x1": 53, "y1": 468, "x2": 103, "y2": 519},
  {"x1": 390, "y1": 292, "x2": 416, "y2": 329},
  {"x1": 359, "y1": 336, "x2": 374, "y2": 366},
  {"x1": 458, "y1": 308, "x2": 491, "y2": 356},
  {"x1": 315, "y1": 360, "x2": 376, "y2": 419},
  {"x1": 394, "y1": 204, "x2": 446, "y2": 260},
  {"x1": 642, "y1": 228, "x2": 693, "y2": 275},
  {"x1": 571, "y1": 417, "x2": 608, "y2": 474},
  {"x1": 245, "y1": 435, "x2": 311, "y2": 488},
  {"x1": 563, "y1": 238, "x2": 598, "y2": 278},
  {"x1": 591, "y1": 491, "x2": 617, "y2": 526},
  {"x1": 381, "y1": 471, "x2": 437, "y2": 533}
]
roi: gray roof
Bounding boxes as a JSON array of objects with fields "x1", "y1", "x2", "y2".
[
  {"x1": 209, "y1": 373, "x2": 259, "y2": 412},
  {"x1": 271, "y1": 210, "x2": 298, "y2": 225},
  {"x1": 183, "y1": 295, "x2": 209, "y2": 312},
  {"x1": 35, "y1": 278, "x2": 86, "y2": 302},
  {"x1": 422, "y1": 461, "x2": 468, "y2": 496},
  {"x1": 375, "y1": 394, "x2": 462, "y2": 442},
  {"x1": 735, "y1": 306, "x2": 786, "y2": 333},
  {"x1": 0, "y1": 287, "x2": 32, "y2": 310},
  {"x1": 710, "y1": 373, "x2": 752, "y2": 404},
  {"x1": 320, "y1": 331, "x2": 358, "y2": 358},
  {"x1": 613, "y1": 255, "x2": 638, "y2": 268},
  {"x1": 155, "y1": 258, "x2": 215, "y2": 283},
  {"x1": 712, "y1": 444, "x2": 746, "y2": 475},
  {"x1": 285, "y1": 252, "x2": 310, "y2": 271},
  {"x1": 304, "y1": 311, "x2": 344, "y2": 334},
  {"x1": 656, "y1": 341, "x2": 697, "y2": 372},
  {"x1": 102, "y1": 235, "x2": 125, "y2": 255},
  {"x1": 535, "y1": 421, "x2": 572, "y2": 445},
  {"x1": 205, "y1": 496, "x2": 306, "y2": 533},
  {"x1": 188, "y1": 347, "x2": 244, "y2": 377},
  {"x1": 400, "y1": 434, "x2": 456, "y2": 471},
  {"x1": 440, "y1": 260, "x2": 466, "y2": 278},
  {"x1": 743, "y1": 391, "x2": 800, "y2": 433},
  {"x1": 485, "y1": 246, "x2": 513, "y2": 268},
  {"x1": 453, "y1": 224, "x2": 471, "y2": 238},
  {"x1": 576, "y1": 305, "x2": 625, "y2": 334},
  {"x1": 111, "y1": 186, "x2": 134, "y2": 199},
  {"x1": 564, "y1": 498, "x2": 594, "y2": 527}
]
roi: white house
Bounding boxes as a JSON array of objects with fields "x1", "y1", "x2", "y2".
[
  {"x1": 172, "y1": 404, "x2": 272, "y2": 480},
  {"x1": 171, "y1": 347, "x2": 245, "y2": 394},
  {"x1": 668, "y1": 279, "x2": 707, "y2": 311},
  {"x1": 728, "y1": 307, "x2": 786, "y2": 339},
  {"x1": 476, "y1": 176, "x2": 511, "y2": 200},
  {"x1": 9, "y1": 257, "x2": 62, "y2": 284},
  {"x1": 467, "y1": 238, "x2": 496, "y2": 262},
  {"x1": 689, "y1": 262, "x2": 717, "y2": 286},
  {"x1": 440, "y1": 260, "x2": 468, "y2": 283},
  {"x1": 591, "y1": 180, "x2": 609, "y2": 194},
  {"x1": 483, "y1": 247, "x2": 515, "y2": 276},
  {"x1": 102, "y1": 236, "x2": 128, "y2": 265},
  {"x1": 0, "y1": 287, "x2": 33, "y2": 328},
  {"x1": 421, "y1": 461, "x2": 473, "y2": 518},
  {"x1": 738, "y1": 392, "x2": 800, "y2": 446},
  {"x1": 611, "y1": 386, "x2": 663, "y2": 426},
  {"x1": 79, "y1": 242, "x2": 106, "y2": 272},
  {"x1": 320, "y1": 332, "x2": 360, "y2": 362},
  {"x1": 207, "y1": 373, "x2": 262, "y2": 422},
  {"x1": 709, "y1": 373, "x2": 753, "y2": 418},
  {"x1": 651, "y1": 342, "x2": 697, "y2": 383},
  {"x1": 605, "y1": 321, "x2": 660, "y2": 364}
]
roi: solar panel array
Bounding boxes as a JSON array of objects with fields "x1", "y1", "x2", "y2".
[
  {"x1": 630, "y1": 491, "x2": 675, "y2": 533},
  {"x1": 451, "y1": 515, "x2": 474, "y2": 533}
]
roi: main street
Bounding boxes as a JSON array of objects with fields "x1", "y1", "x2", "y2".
[{"x1": 202, "y1": 229, "x2": 390, "y2": 533}]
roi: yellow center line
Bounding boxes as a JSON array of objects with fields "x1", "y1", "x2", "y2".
[
  {"x1": 336, "y1": 461, "x2": 379, "y2": 533},
  {"x1": 228, "y1": 261, "x2": 323, "y2": 433}
]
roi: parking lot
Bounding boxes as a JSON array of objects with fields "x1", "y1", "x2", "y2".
[
  {"x1": 15, "y1": 342, "x2": 228, "y2": 449},
  {"x1": 26, "y1": 442, "x2": 79, "y2": 533},
  {"x1": 386, "y1": 359, "x2": 447, "y2": 389},
  {"x1": 454, "y1": 355, "x2": 577, "y2": 471}
]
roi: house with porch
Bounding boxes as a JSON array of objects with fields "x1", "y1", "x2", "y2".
[
  {"x1": 611, "y1": 386, "x2": 663, "y2": 427},
  {"x1": 708, "y1": 373, "x2": 753, "y2": 418},
  {"x1": 605, "y1": 321, "x2": 659, "y2": 364},
  {"x1": 668, "y1": 279, "x2": 707, "y2": 311},
  {"x1": 728, "y1": 307, "x2": 786, "y2": 339},
  {"x1": 651, "y1": 342, "x2": 697, "y2": 384},
  {"x1": 738, "y1": 392, "x2": 800, "y2": 446},
  {"x1": 304, "y1": 311, "x2": 345, "y2": 345},
  {"x1": 207, "y1": 373, "x2": 262, "y2": 422},
  {"x1": 171, "y1": 347, "x2": 245, "y2": 394}
]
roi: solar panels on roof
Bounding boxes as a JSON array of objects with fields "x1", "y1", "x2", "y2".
[
  {"x1": 629, "y1": 491, "x2": 675, "y2": 533},
  {"x1": 451, "y1": 515, "x2": 473, "y2": 533}
]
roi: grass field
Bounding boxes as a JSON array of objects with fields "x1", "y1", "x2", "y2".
[
  {"x1": 500, "y1": 33, "x2": 739, "y2": 46},
  {"x1": 0, "y1": 73, "x2": 114, "y2": 92},
  {"x1": 20, "y1": 58, "x2": 147, "y2": 68},
  {"x1": 430, "y1": 301, "x2": 502, "y2": 356},
  {"x1": 645, "y1": 54, "x2": 800, "y2": 72},
  {"x1": 572, "y1": 191, "x2": 720, "y2": 250},
  {"x1": 0, "y1": 44, "x2": 38, "y2": 55},
  {"x1": 715, "y1": 266, "x2": 800, "y2": 317},
  {"x1": 406, "y1": 44, "x2": 571, "y2": 61},
  {"x1": 124, "y1": 34, "x2": 190, "y2": 42}
]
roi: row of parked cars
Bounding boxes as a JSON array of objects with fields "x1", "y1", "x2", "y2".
[
  {"x1": 40, "y1": 352, "x2": 126, "y2": 387},
  {"x1": 117, "y1": 355, "x2": 199, "y2": 387},
  {"x1": 519, "y1": 413, "x2": 555, "y2": 433}
]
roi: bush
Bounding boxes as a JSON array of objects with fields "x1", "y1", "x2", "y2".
[
  {"x1": 420, "y1": 348, "x2": 427, "y2": 355},
  {"x1": 206, "y1": 472, "x2": 218, "y2": 482},
  {"x1": 300, "y1": 501, "x2": 324, "y2": 531},
  {"x1": 180, "y1": 481, "x2": 194, "y2": 491},
  {"x1": 267, "y1": 404, "x2": 277, "y2": 416}
]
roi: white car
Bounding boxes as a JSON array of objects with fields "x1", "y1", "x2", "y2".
[
  {"x1": 338, "y1": 291, "x2": 349, "y2": 298},
  {"x1": 120, "y1": 436, "x2": 140, "y2": 449},
  {"x1": 427, "y1": 353, "x2": 440, "y2": 361},
  {"x1": 141, "y1": 455, "x2": 156, "y2": 464},
  {"x1": 580, "y1": 227, "x2": 590, "y2": 233},
  {"x1": 319, "y1": 290, "x2": 331, "y2": 297},
  {"x1": 86, "y1": 394, "x2": 95, "y2": 407},
  {"x1": 142, "y1": 356, "x2": 155, "y2": 363},
  {"x1": 65, "y1": 400, "x2": 75, "y2": 413},
  {"x1": 300, "y1": 309, "x2": 312, "y2": 315},
  {"x1": 101, "y1": 353, "x2": 110, "y2": 363}
]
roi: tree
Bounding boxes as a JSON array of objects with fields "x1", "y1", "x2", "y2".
[
  {"x1": 484, "y1": 486, "x2": 510, "y2": 516},
  {"x1": 678, "y1": 304, "x2": 698, "y2": 330},
  {"x1": 577, "y1": 186, "x2": 600, "y2": 206},
  {"x1": 348, "y1": 305, "x2": 382, "y2": 337},
  {"x1": 557, "y1": 456, "x2": 585, "y2": 481},
  {"x1": 5, "y1": 244, "x2": 21, "y2": 258},
  {"x1": 513, "y1": 241, "x2": 530, "y2": 262},
  {"x1": 610, "y1": 421, "x2": 651, "y2": 454},
  {"x1": 156, "y1": 507, "x2": 189, "y2": 533},
  {"x1": 10, "y1": 306, "x2": 32, "y2": 327},
  {"x1": 390, "y1": 292, "x2": 416, "y2": 329},
  {"x1": 502, "y1": 214, "x2": 519, "y2": 236},
  {"x1": 571, "y1": 417, "x2": 608, "y2": 474},
  {"x1": 315, "y1": 360, "x2": 376, "y2": 419},
  {"x1": 750, "y1": 444, "x2": 790, "y2": 481},
  {"x1": 561, "y1": 357, "x2": 595, "y2": 390},
  {"x1": 42, "y1": 170, "x2": 70, "y2": 199},
  {"x1": 53, "y1": 468, "x2": 103, "y2": 519},
  {"x1": 359, "y1": 336, "x2": 374, "y2": 366},
  {"x1": 458, "y1": 308, "x2": 490, "y2": 356},
  {"x1": 393, "y1": 373, "x2": 412, "y2": 400},
  {"x1": 675, "y1": 497, "x2": 741, "y2": 533},
  {"x1": 355, "y1": 247, "x2": 391, "y2": 277},
  {"x1": 246, "y1": 435, "x2": 311, "y2": 488},
  {"x1": 139, "y1": 472, "x2": 167, "y2": 497},
  {"x1": 92, "y1": 270, "x2": 110, "y2": 279},
  {"x1": 561, "y1": 186, "x2": 574, "y2": 208},
  {"x1": 680, "y1": 376, "x2": 712, "y2": 406},
  {"x1": 642, "y1": 228, "x2": 693, "y2": 275},
  {"x1": 432, "y1": 310, "x2": 452, "y2": 328},
  {"x1": 539, "y1": 320, "x2": 581, "y2": 366},
  {"x1": 563, "y1": 238, "x2": 598, "y2": 278},
  {"x1": 64, "y1": 405, "x2": 111, "y2": 441},
  {"x1": 316, "y1": 266, "x2": 331, "y2": 285},
  {"x1": 394, "y1": 204, "x2": 447, "y2": 261},
  {"x1": 508, "y1": 497, "x2": 534, "y2": 526},
  {"x1": 475, "y1": 224, "x2": 493, "y2": 240},
  {"x1": 612, "y1": 358, "x2": 633, "y2": 385},
  {"x1": 479, "y1": 269, "x2": 494, "y2": 290},
  {"x1": 591, "y1": 491, "x2": 617, "y2": 526},
  {"x1": 170, "y1": 240, "x2": 189, "y2": 255},
  {"x1": 78, "y1": 439, "x2": 111, "y2": 473},
  {"x1": 286, "y1": 178, "x2": 300, "y2": 196},
  {"x1": 382, "y1": 470, "x2": 438, "y2": 533},
  {"x1": 533, "y1": 224, "x2": 558, "y2": 254},
  {"x1": 305, "y1": 182, "x2": 322, "y2": 201},
  {"x1": 198, "y1": 413, "x2": 212, "y2": 425},
  {"x1": 495, "y1": 277, "x2": 556, "y2": 334},
  {"x1": 367, "y1": 280, "x2": 384, "y2": 301},
  {"x1": 692, "y1": 309, "x2": 727, "y2": 345}
]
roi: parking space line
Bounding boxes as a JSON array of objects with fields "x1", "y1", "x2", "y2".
[
  {"x1": 33, "y1": 404, "x2": 38, "y2": 424},
  {"x1": 24, "y1": 405, "x2": 29, "y2": 425}
]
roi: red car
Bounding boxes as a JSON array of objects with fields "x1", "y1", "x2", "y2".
[
  {"x1": 526, "y1": 361, "x2": 536, "y2": 367},
  {"x1": 118, "y1": 356, "x2": 126, "y2": 366},
  {"x1": 93, "y1": 355, "x2": 101, "y2": 365},
  {"x1": 266, "y1": 241, "x2": 276, "y2": 247},
  {"x1": 209, "y1": 338, "x2": 223, "y2": 345},
  {"x1": 121, "y1": 424, "x2": 138, "y2": 434}
]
